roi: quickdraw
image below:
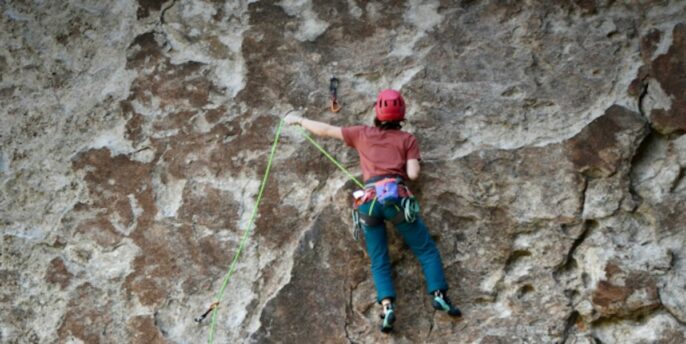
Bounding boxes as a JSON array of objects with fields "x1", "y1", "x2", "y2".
[
  {"x1": 401, "y1": 196, "x2": 420, "y2": 223},
  {"x1": 351, "y1": 209, "x2": 361, "y2": 241},
  {"x1": 329, "y1": 77, "x2": 342, "y2": 113},
  {"x1": 195, "y1": 301, "x2": 219, "y2": 323}
]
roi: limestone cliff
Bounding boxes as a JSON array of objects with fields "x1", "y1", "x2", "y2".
[{"x1": 1, "y1": 1, "x2": 685, "y2": 343}]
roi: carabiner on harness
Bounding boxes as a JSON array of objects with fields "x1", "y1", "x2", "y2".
[
  {"x1": 329, "y1": 77, "x2": 342, "y2": 113},
  {"x1": 351, "y1": 208, "x2": 361, "y2": 241},
  {"x1": 401, "y1": 196, "x2": 420, "y2": 223}
]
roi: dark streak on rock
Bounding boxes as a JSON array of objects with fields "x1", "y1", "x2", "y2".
[
  {"x1": 0, "y1": 86, "x2": 16, "y2": 98},
  {"x1": 58, "y1": 283, "x2": 111, "y2": 343},
  {"x1": 127, "y1": 315, "x2": 166, "y2": 343},
  {"x1": 122, "y1": 101, "x2": 145, "y2": 144},
  {"x1": 160, "y1": 0, "x2": 178, "y2": 24},
  {"x1": 126, "y1": 32, "x2": 164, "y2": 70},
  {"x1": 670, "y1": 166, "x2": 685, "y2": 193},
  {"x1": 631, "y1": 24, "x2": 686, "y2": 135},
  {"x1": 0, "y1": 55, "x2": 6, "y2": 75},
  {"x1": 137, "y1": 0, "x2": 169, "y2": 20},
  {"x1": 504, "y1": 249, "x2": 532, "y2": 273},
  {"x1": 565, "y1": 105, "x2": 646, "y2": 178},
  {"x1": 344, "y1": 286, "x2": 355, "y2": 344},
  {"x1": 45, "y1": 257, "x2": 73, "y2": 289},
  {"x1": 640, "y1": 29, "x2": 662, "y2": 64},
  {"x1": 554, "y1": 220, "x2": 594, "y2": 281},
  {"x1": 591, "y1": 263, "x2": 660, "y2": 318},
  {"x1": 578, "y1": 176, "x2": 589, "y2": 220},
  {"x1": 177, "y1": 181, "x2": 239, "y2": 229},
  {"x1": 573, "y1": 0, "x2": 597, "y2": 15},
  {"x1": 237, "y1": 2, "x2": 293, "y2": 109},
  {"x1": 561, "y1": 310, "x2": 581, "y2": 343}
]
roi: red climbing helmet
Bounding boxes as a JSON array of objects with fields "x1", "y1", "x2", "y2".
[{"x1": 375, "y1": 89, "x2": 405, "y2": 121}]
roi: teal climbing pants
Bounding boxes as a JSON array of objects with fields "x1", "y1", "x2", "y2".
[{"x1": 357, "y1": 199, "x2": 449, "y2": 303}]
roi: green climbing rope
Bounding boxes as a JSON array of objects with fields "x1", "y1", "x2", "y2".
[
  {"x1": 206, "y1": 120, "x2": 362, "y2": 343},
  {"x1": 296, "y1": 127, "x2": 364, "y2": 189},
  {"x1": 207, "y1": 119, "x2": 284, "y2": 344}
]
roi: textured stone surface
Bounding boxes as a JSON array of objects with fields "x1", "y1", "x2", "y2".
[
  {"x1": 1, "y1": 1, "x2": 686, "y2": 343},
  {"x1": 637, "y1": 23, "x2": 686, "y2": 135}
]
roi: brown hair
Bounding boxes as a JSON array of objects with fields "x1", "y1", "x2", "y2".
[{"x1": 374, "y1": 118, "x2": 403, "y2": 130}]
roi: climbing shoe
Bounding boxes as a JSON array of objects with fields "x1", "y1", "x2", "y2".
[
  {"x1": 432, "y1": 290, "x2": 462, "y2": 317},
  {"x1": 379, "y1": 303, "x2": 396, "y2": 333}
]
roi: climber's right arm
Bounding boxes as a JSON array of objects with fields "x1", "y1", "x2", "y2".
[
  {"x1": 406, "y1": 159, "x2": 420, "y2": 180},
  {"x1": 284, "y1": 114, "x2": 343, "y2": 140}
]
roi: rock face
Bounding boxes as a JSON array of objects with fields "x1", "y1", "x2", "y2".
[{"x1": 1, "y1": 1, "x2": 685, "y2": 343}]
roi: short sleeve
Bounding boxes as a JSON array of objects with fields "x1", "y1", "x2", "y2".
[
  {"x1": 342, "y1": 125, "x2": 365, "y2": 148},
  {"x1": 406, "y1": 134, "x2": 421, "y2": 160}
]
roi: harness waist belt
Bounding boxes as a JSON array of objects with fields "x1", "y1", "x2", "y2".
[{"x1": 364, "y1": 174, "x2": 404, "y2": 185}]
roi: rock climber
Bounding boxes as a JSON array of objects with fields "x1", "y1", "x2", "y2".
[{"x1": 284, "y1": 89, "x2": 462, "y2": 332}]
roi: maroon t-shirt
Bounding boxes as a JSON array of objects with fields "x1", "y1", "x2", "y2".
[{"x1": 341, "y1": 125, "x2": 421, "y2": 182}]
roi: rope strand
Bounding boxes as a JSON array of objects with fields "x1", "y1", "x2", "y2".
[
  {"x1": 207, "y1": 119, "x2": 284, "y2": 344},
  {"x1": 296, "y1": 127, "x2": 364, "y2": 188},
  {"x1": 206, "y1": 120, "x2": 361, "y2": 343}
]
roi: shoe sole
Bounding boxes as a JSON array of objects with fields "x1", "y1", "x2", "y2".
[
  {"x1": 432, "y1": 299, "x2": 462, "y2": 317},
  {"x1": 380, "y1": 310, "x2": 395, "y2": 333}
]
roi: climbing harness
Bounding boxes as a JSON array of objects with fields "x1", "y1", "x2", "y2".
[
  {"x1": 350, "y1": 176, "x2": 421, "y2": 239},
  {"x1": 329, "y1": 77, "x2": 342, "y2": 113}
]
